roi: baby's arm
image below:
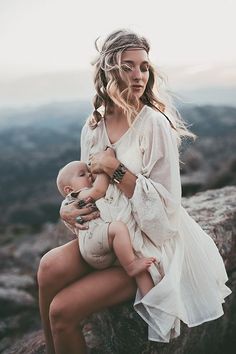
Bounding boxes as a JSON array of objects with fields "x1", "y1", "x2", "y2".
[{"x1": 79, "y1": 173, "x2": 110, "y2": 201}]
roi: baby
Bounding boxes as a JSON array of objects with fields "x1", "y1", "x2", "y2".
[{"x1": 56, "y1": 160, "x2": 156, "y2": 296}]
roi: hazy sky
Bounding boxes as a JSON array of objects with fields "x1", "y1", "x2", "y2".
[
  {"x1": 0, "y1": 0, "x2": 235, "y2": 79},
  {"x1": 0, "y1": 0, "x2": 235, "y2": 108}
]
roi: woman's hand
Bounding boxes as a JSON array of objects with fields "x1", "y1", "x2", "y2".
[
  {"x1": 89, "y1": 146, "x2": 116, "y2": 174},
  {"x1": 60, "y1": 197, "x2": 100, "y2": 231}
]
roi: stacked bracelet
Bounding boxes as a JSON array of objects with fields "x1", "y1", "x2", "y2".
[{"x1": 111, "y1": 163, "x2": 127, "y2": 184}]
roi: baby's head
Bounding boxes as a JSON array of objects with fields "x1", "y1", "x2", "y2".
[{"x1": 56, "y1": 161, "x2": 93, "y2": 197}]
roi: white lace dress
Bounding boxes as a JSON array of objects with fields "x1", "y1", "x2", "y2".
[{"x1": 80, "y1": 104, "x2": 232, "y2": 342}]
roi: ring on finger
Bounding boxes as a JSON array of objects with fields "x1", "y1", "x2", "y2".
[
  {"x1": 76, "y1": 216, "x2": 85, "y2": 225},
  {"x1": 77, "y1": 200, "x2": 86, "y2": 208}
]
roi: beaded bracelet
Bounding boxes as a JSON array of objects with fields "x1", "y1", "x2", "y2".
[{"x1": 111, "y1": 163, "x2": 127, "y2": 184}]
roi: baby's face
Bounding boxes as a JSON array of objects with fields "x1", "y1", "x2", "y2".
[{"x1": 70, "y1": 162, "x2": 93, "y2": 191}]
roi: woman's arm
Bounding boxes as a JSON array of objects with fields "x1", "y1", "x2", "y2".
[
  {"x1": 60, "y1": 197, "x2": 100, "y2": 231},
  {"x1": 127, "y1": 116, "x2": 182, "y2": 246}
]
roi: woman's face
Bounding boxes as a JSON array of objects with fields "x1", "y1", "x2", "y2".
[{"x1": 118, "y1": 48, "x2": 150, "y2": 99}]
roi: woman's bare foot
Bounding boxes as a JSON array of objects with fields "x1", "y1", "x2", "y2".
[{"x1": 124, "y1": 257, "x2": 157, "y2": 277}]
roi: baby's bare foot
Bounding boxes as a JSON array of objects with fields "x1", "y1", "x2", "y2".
[{"x1": 125, "y1": 257, "x2": 157, "y2": 277}]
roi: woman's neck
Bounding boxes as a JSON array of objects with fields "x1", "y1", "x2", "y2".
[{"x1": 105, "y1": 101, "x2": 144, "y2": 120}]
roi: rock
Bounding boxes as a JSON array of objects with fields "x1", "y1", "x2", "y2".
[
  {"x1": 13, "y1": 221, "x2": 74, "y2": 272},
  {"x1": 2, "y1": 330, "x2": 45, "y2": 354},
  {"x1": 0, "y1": 288, "x2": 36, "y2": 316},
  {"x1": 0, "y1": 274, "x2": 34, "y2": 290},
  {"x1": 0, "y1": 315, "x2": 22, "y2": 337},
  {"x1": 0, "y1": 312, "x2": 40, "y2": 352},
  {"x1": 182, "y1": 185, "x2": 236, "y2": 271},
  {"x1": 0, "y1": 265, "x2": 39, "y2": 348},
  {"x1": 0, "y1": 221, "x2": 73, "y2": 351},
  {"x1": 3, "y1": 186, "x2": 236, "y2": 354},
  {"x1": 0, "y1": 312, "x2": 38, "y2": 339}
]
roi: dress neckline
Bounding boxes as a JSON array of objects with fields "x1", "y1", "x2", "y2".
[{"x1": 103, "y1": 104, "x2": 147, "y2": 146}]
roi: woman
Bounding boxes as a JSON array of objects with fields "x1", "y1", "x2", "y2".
[{"x1": 37, "y1": 29, "x2": 232, "y2": 354}]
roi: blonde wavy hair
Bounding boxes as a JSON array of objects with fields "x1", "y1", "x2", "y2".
[{"x1": 89, "y1": 28, "x2": 197, "y2": 147}]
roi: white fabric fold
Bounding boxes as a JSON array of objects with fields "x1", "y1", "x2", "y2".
[{"x1": 64, "y1": 105, "x2": 232, "y2": 342}]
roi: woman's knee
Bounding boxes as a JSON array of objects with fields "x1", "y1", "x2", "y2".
[
  {"x1": 49, "y1": 294, "x2": 82, "y2": 333},
  {"x1": 37, "y1": 247, "x2": 64, "y2": 289}
]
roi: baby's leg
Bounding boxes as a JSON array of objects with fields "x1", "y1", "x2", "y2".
[{"x1": 108, "y1": 221, "x2": 156, "y2": 277}]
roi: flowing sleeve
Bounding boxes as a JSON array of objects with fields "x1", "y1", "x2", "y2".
[{"x1": 129, "y1": 112, "x2": 182, "y2": 246}]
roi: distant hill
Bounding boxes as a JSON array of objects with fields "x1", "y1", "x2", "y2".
[
  {"x1": 179, "y1": 105, "x2": 236, "y2": 195},
  {"x1": 0, "y1": 100, "x2": 92, "y2": 130},
  {"x1": 0, "y1": 102, "x2": 235, "y2": 237}
]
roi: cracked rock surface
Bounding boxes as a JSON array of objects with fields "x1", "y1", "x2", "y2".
[{"x1": 1, "y1": 186, "x2": 235, "y2": 354}]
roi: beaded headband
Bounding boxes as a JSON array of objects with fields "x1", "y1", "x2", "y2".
[{"x1": 99, "y1": 45, "x2": 148, "y2": 57}]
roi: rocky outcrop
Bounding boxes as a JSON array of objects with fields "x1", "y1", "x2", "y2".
[
  {"x1": 0, "y1": 223, "x2": 73, "y2": 353},
  {"x1": 1, "y1": 186, "x2": 236, "y2": 354}
]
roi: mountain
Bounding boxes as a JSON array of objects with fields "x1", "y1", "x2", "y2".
[
  {"x1": 0, "y1": 100, "x2": 92, "y2": 130},
  {"x1": 0, "y1": 101, "x2": 235, "y2": 237},
  {"x1": 0, "y1": 63, "x2": 236, "y2": 108}
]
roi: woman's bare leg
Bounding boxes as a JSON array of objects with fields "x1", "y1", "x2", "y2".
[
  {"x1": 49, "y1": 266, "x2": 136, "y2": 354},
  {"x1": 37, "y1": 239, "x2": 92, "y2": 354},
  {"x1": 135, "y1": 270, "x2": 155, "y2": 297}
]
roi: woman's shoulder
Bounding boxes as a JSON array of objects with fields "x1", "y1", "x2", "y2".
[
  {"x1": 81, "y1": 115, "x2": 106, "y2": 152},
  {"x1": 142, "y1": 105, "x2": 172, "y2": 130},
  {"x1": 82, "y1": 115, "x2": 105, "y2": 136}
]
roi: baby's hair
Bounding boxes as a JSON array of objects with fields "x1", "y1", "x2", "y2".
[
  {"x1": 56, "y1": 166, "x2": 68, "y2": 197},
  {"x1": 56, "y1": 161, "x2": 82, "y2": 197}
]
